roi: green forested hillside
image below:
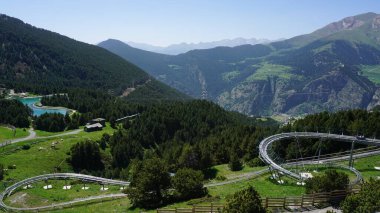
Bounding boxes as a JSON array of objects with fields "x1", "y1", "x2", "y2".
[
  {"x1": 41, "y1": 92, "x2": 278, "y2": 174},
  {"x1": 41, "y1": 89, "x2": 147, "y2": 125},
  {"x1": 108, "y1": 100, "x2": 277, "y2": 173},
  {"x1": 275, "y1": 109, "x2": 380, "y2": 160},
  {"x1": 0, "y1": 14, "x2": 187, "y2": 101},
  {"x1": 99, "y1": 12, "x2": 380, "y2": 115}
]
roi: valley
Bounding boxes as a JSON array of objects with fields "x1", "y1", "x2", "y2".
[
  {"x1": 1, "y1": 4, "x2": 380, "y2": 213},
  {"x1": 99, "y1": 12, "x2": 380, "y2": 116}
]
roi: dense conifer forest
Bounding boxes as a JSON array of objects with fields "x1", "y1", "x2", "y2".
[
  {"x1": 0, "y1": 99, "x2": 31, "y2": 128},
  {"x1": 0, "y1": 14, "x2": 188, "y2": 101},
  {"x1": 276, "y1": 109, "x2": 380, "y2": 160}
]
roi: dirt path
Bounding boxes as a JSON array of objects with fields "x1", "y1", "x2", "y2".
[{"x1": 0, "y1": 128, "x2": 82, "y2": 147}]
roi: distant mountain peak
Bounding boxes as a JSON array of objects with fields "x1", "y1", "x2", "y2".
[
  {"x1": 372, "y1": 15, "x2": 380, "y2": 29},
  {"x1": 100, "y1": 12, "x2": 380, "y2": 116},
  {"x1": 271, "y1": 12, "x2": 380, "y2": 50},
  {"x1": 122, "y1": 37, "x2": 277, "y2": 55},
  {"x1": 318, "y1": 12, "x2": 379, "y2": 34}
]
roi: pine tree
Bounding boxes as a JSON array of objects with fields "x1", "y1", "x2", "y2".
[{"x1": 224, "y1": 186, "x2": 266, "y2": 213}]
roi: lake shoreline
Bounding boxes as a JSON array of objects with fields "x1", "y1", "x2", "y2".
[
  {"x1": 17, "y1": 96, "x2": 73, "y2": 116},
  {"x1": 31, "y1": 103, "x2": 75, "y2": 115}
]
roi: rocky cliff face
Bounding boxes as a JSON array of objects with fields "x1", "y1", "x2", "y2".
[
  {"x1": 324, "y1": 16, "x2": 365, "y2": 32},
  {"x1": 217, "y1": 68, "x2": 378, "y2": 116}
]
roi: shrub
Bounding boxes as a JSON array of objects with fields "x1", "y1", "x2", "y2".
[
  {"x1": 305, "y1": 170, "x2": 349, "y2": 194},
  {"x1": 216, "y1": 175, "x2": 227, "y2": 181},
  {"x1": 126, "y1": 158, "x2": 171, "y2": 208},
  {"x1": 341, "y1": 178, "x2": 380, "y2": 213},
  {"x1": 246, "y1": 157, "x2": 265, "y2": 167},
  {"x1": 224, "y1": 186, "x2": 266, "y2": 213},
  {"x1": 22, "y1": 144, "x2": 31, "y2": 150},
  {"x1": 229, "y1": 152, "x2": 242, "y2": 171},
  {"x1": 0, "y1": 164, "x2": 4, "y2": 180},
  {"x1": 7, "y1": 165, "x2": 16, "y2": 169},
  {"x1": 172, "y1": 168, "x2": 206, "y2": 200}
]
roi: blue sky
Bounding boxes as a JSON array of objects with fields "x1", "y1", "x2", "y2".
[{"x1": 1, "y1": 0, "x2": 380, "y2": 46}]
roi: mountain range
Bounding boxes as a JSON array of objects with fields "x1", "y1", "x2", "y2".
[
  {"x1": 0, "y1": 14, "x2": 188, "y2": 101},
  {"x1": 99, "y1": 12, "x2": 380, "y2": 116},
  {"x1": 126, "y1": 38, "x2": 274, "y2": 55}
]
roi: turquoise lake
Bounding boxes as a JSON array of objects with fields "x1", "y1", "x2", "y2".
[{"x1": 18, "y1": 97, "x2": 68, "y2": 116}]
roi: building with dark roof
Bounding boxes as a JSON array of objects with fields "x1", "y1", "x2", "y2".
[
  {"x1": 90, "y1": 118, "x2": 106, "y2": 126},
  {"x1": 84, "y1": 123, "x2": 103, "y2": 132}
]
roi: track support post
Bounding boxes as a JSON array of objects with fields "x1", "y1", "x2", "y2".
[{"x1": 349, "y1": 140, "x2": 355, "y2": 168}]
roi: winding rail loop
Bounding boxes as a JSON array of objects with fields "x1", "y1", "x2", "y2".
[
  {"x1": 0, "y1": 173, "x2": 129, "y2": 211},
  {"x1": 1, "y1": 132, "x2": 380, "y2": 211},
  {"x1": 259, "y1": 132, "x2": 380, "y2": 180}
]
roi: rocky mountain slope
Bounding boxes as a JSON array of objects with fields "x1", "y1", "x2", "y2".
[
  {"x1": 0, "y1": 14, "x2": 188, "y2": 101},
  {"x1": 99, "y1": 12, "x2": 380, "y2": 115}
]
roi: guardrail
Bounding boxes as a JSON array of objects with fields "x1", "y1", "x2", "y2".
[
  {"x1": 157, "y1": 189, "x2": 361, "y2": 212},
  {"x1": 157, "y1": 203, "x2": 224, "y2": 213}
]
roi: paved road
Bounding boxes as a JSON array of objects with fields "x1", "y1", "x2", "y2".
[
  {"x1": 259, "y1": 132, "x2": 380, "y2": 180},
  {"x1": 0, "y1": 128, "x2": 36, "y2": 147},
  {"x1": 0, "y1": 128, "x2": 82, "y2": 147},
  {"x1": 39, "y1": 129, "x2": 83, "y2": 139}
]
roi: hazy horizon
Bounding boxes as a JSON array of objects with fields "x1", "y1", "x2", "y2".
[{"x1": 1, "y1": 0, "x2": 380, "y2": 46}]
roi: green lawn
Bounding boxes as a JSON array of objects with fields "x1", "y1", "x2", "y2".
[
  {"x1": 208, "y1": 174, "x2": 305, "y2": 200},
  {"x1": 285, "y1": 165, "x2": 358, "y2": 181},
  {"x1": 2, "y1": 126, "x2": 380, "y2": 213},
  {"x1": 207, "y1": 164, "x2": 265, "y2": 182},
  {"x1": 0, "y1": 125, "x2": 114, "y2": 191},
  {"x1": 222, "y1": 70, "x2": 240, "y2": 82},
  {"x1": 246, "y1": 63, "x2": 296, "y2": 81},
  {"x1": 34, "y1": 129, "x2": 65, "y2": 137},
  {"x1": 4, "y1": 180, "x2": 122, "y2": 208},
  {"x1": 360, "y1": 65, "x2": 380, "y2": 85},
  {"x1": 0, "y1": 127, "x2": 29, "y2": 142},
  {"x1": 49, "y1": 198, "x2": 134, "y2": 213},
  {"x1": 312, "y1": 43, "x2": 333, "y2": 54},
  {"x1": 34, "y1": 128, "x2": 81, "y2": 137},
  {"x1": 349, "y1": 154, "x2": 380, "y2": 180},
  {"x1": 52, "y1": 173, "x2": 305, "y2": 213}
]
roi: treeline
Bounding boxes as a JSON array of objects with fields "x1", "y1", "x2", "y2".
[
  {"x1": 34, "y1": 113, "x2": 66, "y2": 132},
  {"x1": 33, "y1": 113, "x2": 81, "y2": 132},
  {"x1": 68, "y1": 140, "x2": 104, "y2": 172},
  {"x1": 41, "y1": 89, "x2": 146, "y2": 126},
  {"x1": 275, "y1": 109, "x2": 380, "y2": 160},
  {"x1": 64, "y1": 100, "x2": 277, "y2": 178},
  {"x1": 0, "y1": 99, "x2": 31, "y2": 128},
  {"x1": 284, "y1": 109, "x2": 380, "y2": 137}
]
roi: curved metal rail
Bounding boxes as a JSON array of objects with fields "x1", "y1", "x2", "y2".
[
  {"x1": 259, "y1": 132, "x2": 380, "y2": 180},
  {"x1": 0, "y1": 173, "x2": 129, "y2": 211},
  {"x1": 2, "y1": 132, "x2": 379, "y2": 211}
]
